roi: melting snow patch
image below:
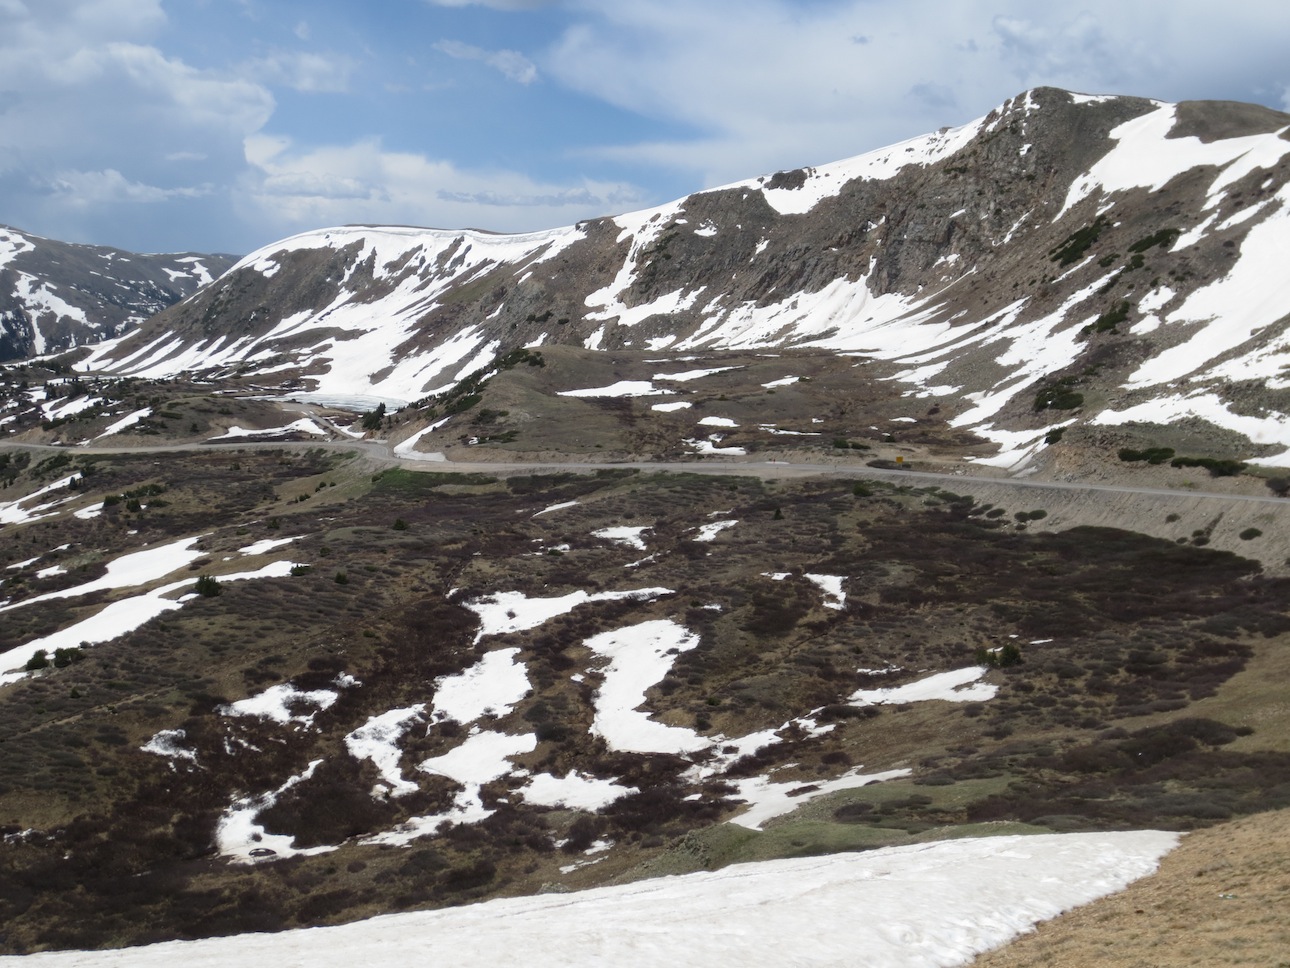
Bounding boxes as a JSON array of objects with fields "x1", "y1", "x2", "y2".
[
  {"x1": 729, "y1": 767, "x2": 911, "y2": 830},
  {"x1": 217, "y1": 760, "x2": 339, "y2": 863},
  {"x1": 557, "y1": 381, "x2": 666, "y2": 398},
  {"x1": 804, "y1": 574, "x2": 846, "y2": 610},
  {"x1": 208, "y1": 419, "x2": 328, "y2": 440},
  {"x1": 654, "y1": 366, "x2": 742, "y2": 382},
  {"x1": 239, "y1": 536, "x2": 302, "y2": 556},
  {"x1": 0, "y1": 474, "x2": 81, "y2": 526},
  {"x1": 698, "y1": 416, "x2": 738, "y2": 428},
  {"x1": 369, "y1": 731, "x2": 539, "y2": 846},
  {"x1": 591, "y1": 526, "x2": 651, "y2": 550},
  {"x1": 694, "y1": 520, "x2": 738, "y2": 542},
  {"x1": 522, "y1": 771, "x2": 636, "y2": 811},
  {"x1": 585, "y1": 620, "x2": 708, "y2": 755},
  {"x1": 849, "y1": 666, "x2": 996, "y2": 706},
  {"x1": 220, "y1": 684, "x2": 342, "y2": 728},
  {"x1": 684, "y1": 437, "x2": 747, "y2": 456},
  {"x1": 0, "y1": 535, "x2": 207, "y2": 614},
  {"x1": 141, "y1": 729, "x2": 197, "y2": 769},
  {"x1": 462, "y1": 586, "x2": 672, "y2": 640},
  {"x1": 533, "y1": 500, "x2": 578, "y2": 517},
  {"x1": 651, "y1": 401, "x2": 693, "y2": 412},
  {"x1": 431, "y1": 648, "x2": 531, "y2": 724},
  {"x1": 345, "y1": 706, "x2": 427, "y2": 797}
]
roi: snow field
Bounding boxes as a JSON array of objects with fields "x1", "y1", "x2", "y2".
[{"x1": 1, "y1": 830, "x2": 1180, "y2": 968}]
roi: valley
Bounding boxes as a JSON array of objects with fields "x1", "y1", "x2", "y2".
[{"x1": 1, "y1": 84, "x2": 1289, "y2": 963}]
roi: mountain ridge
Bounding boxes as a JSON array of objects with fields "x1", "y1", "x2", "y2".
[
  {"x1": 0, "y1": 225, "x2": 238, "y2": 363},
  {"x1": 59, "y1": 86, "x2": 1290, "y2": 477},
  {"x1": 2, "y1": 86, "x2": 1290, "y2": 957}
]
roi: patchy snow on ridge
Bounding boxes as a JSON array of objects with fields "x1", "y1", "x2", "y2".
[
  {"x1": 733, "y1": 109, "x2": 989, "y2": 216},
  {"x1": 1059, "y1": 102, "x2": 1290, "y2": 218}
]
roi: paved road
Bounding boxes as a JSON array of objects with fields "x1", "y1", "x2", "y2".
[{"x1": 4, "y1": 432, "x2": 1288, "y2": 508}]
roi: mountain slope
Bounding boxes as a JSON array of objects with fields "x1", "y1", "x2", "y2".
[
  {"x1": 0, "y1": 226, "x2": 237, "y2": 362},
  {"x1": 75, "y1": 88, "x2": 1290, "y2": 473}
]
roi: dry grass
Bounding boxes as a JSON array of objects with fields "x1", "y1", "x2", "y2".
[{"x1": 972, "y1": 807, "x2": 1290, "y2": 967}]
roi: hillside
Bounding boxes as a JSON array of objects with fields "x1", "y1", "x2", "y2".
[
  {"x1": 0, "y1": 226, "x2": 236, "y2": 363},
  {"x1": 63, "y1": 86, "x2": 1290, "y2": 484},
  {"x1": 1, "y1": 86, "x2": 1289, "y2": 961}
]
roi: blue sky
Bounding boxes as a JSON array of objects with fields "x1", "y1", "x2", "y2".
[{"x1": 2, "y1": 0, "x2": 1288, "y2": 255}]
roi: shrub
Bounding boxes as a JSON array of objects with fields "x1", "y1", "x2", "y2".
[
  {"x1": 194, "y1": 575, "x2": 221, "y2": 597},
  {"x1": 1086, "y1": 301, "x2": 1130, "y2": 335},
  {"x1": 1170, "y1": 456, "x2": 1246, "y2": 477},
  {"x1": 1128, "y1": 228, "x2": 1180, "y2": 253},
  {"x1": 1239, "y1": 527, "x2": 1262, "y2": 540},
  {"x1": 1119, "y1": 447, "x2": 1175, "y2": 465},
  {"x1": 1049, "y1": 217, "x2": 1107, "y2": 266},
  {"x1": 334, "y1": 571, "x2": 349, "y2": 585},
  {"x1": 1034, "y1": 384, "x2": 1083, "y2": 412},
  {"x1": 25, "y1": 650, "x2": 49, "y2": 671},
  {"x1": 360, "y1": 403, "x2": 386, "y2": 431},
  {"x1": 52, "y1": 647, "x2": 83, "y2": 668},
  {"x1": 392, "y1": 518, "x2": 408, "y2": 531}
]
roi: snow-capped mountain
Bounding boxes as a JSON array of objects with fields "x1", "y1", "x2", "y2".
[
  {"x1": 71, "y1": 87, "x2": 1290, "y2": 467},
  {"x1": 0, "y1": 225, "x2": 237, "y2": 362}
]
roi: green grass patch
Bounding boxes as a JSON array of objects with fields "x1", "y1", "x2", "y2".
[{"x1": 370, "y1": 468, "x2": 498, "y2": 493}]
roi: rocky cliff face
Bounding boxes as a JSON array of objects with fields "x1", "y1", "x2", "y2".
[
  {"x1": 74, "y1": 87, "x2": 1290, "y2": 467},
  {"x1": 0, "y1": 226, "x2": 236, "y2": 362}
]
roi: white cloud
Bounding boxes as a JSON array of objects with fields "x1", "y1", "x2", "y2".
[
  {"x1": 245, "y1": 50, "x2": 358, "y2": 94},
  {"x1": 435, "y1": 39, "x2": 538, "y2": 84},
  {"x1": 47, "y1": 168, "x2": 212, "y2": 205},
  {"x1": 545, "y1": 0, "x2": 1290, "y2": 189},
  {"x1": 4, "y1": 0, "x2": 1290, "y2": 257},
  {"x1": 237, "y1": 133, "x2": 644, "y2": 238},
  {"x1": 424, "y1": 0, "x2": 556, "y2": 9}
]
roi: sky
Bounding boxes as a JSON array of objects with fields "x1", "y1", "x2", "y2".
[{"x1": 1, "y1": 0, "x2": 1288, "y2": 256}]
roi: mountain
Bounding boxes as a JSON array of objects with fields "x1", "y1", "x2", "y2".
[
  {"x1": 0, "y1": 225, "x2": 237, "y2": 362},
  {"x1": 73, "y1": 87, "x2": 1290, "y2": 475},
  {"x1": 3, "y1": 88, "x2": 1290, "y2": 958}
]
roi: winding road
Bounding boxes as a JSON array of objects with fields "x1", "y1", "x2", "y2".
[{"x1": 4, "y1": 429, "x2": 1288, "y2": 509}]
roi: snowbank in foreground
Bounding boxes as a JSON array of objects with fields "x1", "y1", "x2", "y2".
[{"x1": 1, "y1": 830, "x2": 1178, "y2": 968}]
